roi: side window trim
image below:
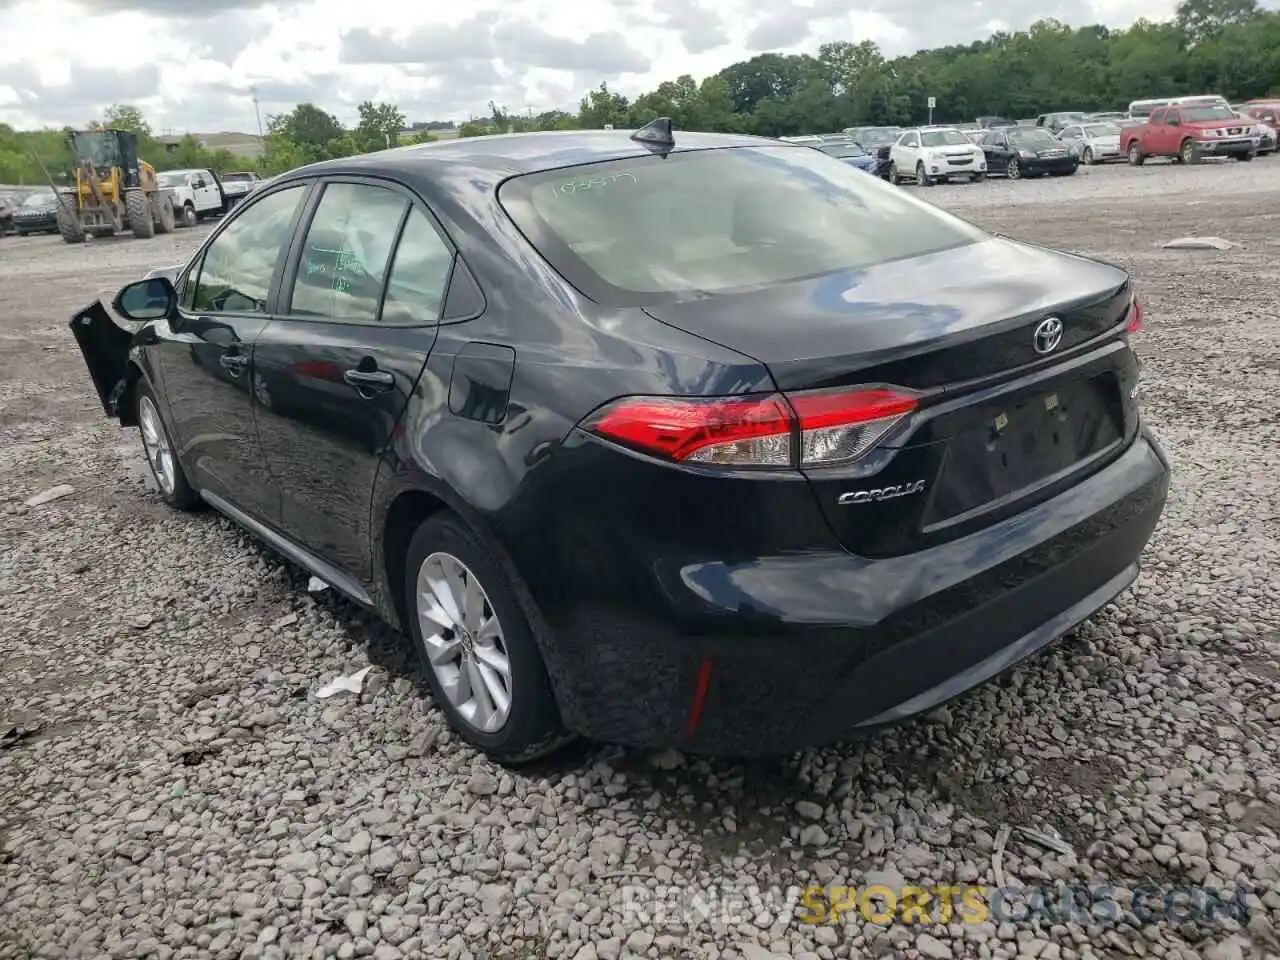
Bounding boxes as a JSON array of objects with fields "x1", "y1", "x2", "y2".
[
  {"x1": 273, "y1": 173, "x2": 468, "y2": 328},
  {"x1": 176, "y1": 180, "x2": 315, "y2": 319}
]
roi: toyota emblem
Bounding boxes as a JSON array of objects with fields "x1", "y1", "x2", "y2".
[{"x1": 1033, "y1": 316, "x2": 1064, "y2": 355}]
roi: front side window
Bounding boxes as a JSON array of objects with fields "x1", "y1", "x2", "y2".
[
  {"x1": 499, "y1": 145, "x2": 989, "y2": 305},
  {"x1": 187, "y1": 185, "x2": 306, "y2": 314},
  {"x1": 287, "y1": 182, "x2": 408, "y2": 322}
]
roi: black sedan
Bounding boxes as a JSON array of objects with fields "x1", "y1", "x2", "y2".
[
  {"x1": 71, "y1": 122, "x2": 1169, "y2": 763},
  {"x1": 980, "y1": 128, "x2": 1080, "y2": 179},
  {"x1": 12, "y1": 189, "x2": 61, "y2": 235}
]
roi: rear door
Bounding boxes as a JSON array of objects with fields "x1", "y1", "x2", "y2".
[
  {"x1": 156, "y1": 182, "x2": 313, "y2": 522},
  {"x1": 253, "y1": 177, "x2": 457, "y2": 580}
]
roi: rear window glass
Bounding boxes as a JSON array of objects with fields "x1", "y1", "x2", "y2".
[{"x1": 499, "y1": 146, "x2": 987, "y2": 305}]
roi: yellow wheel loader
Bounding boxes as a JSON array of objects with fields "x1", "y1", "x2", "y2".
[{"x1": 55, "y1": 128, "x2": 177, "y2": 244}]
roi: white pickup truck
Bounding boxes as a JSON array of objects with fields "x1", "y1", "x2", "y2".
[
  {"x1": 155, "y1": 168, "x2": 226, "y2": 227},
  {"x1": 219, "y1": 171, "x2": 262, "y2": 208}
]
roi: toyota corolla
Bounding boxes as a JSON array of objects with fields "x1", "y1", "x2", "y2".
[{"x1": 69, "y1": 121, "x2": 1170, "y2": 764}]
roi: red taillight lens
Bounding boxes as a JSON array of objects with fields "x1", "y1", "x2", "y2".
[
  {"x1": 582, "y1": 387, "x2": 918, "y2": 468},
  {"x1": 1127, "y1": 295, "x2": 1143, "y2": 334}
]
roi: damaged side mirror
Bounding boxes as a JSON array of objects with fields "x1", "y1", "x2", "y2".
[{"x1": 113, "y1": 276, "x2": 176, "y2": 322}]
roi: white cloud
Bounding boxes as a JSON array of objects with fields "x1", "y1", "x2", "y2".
[{"x1": 0, "y1": 0, "x2": 1181, "y2": 133}]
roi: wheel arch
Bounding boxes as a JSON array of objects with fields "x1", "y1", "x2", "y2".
[{"x1": 373, "y1": 471, "x2": 568, "y2": 701}]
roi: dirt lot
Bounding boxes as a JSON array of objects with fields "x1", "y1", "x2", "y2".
[{"x1": 1, "y1": 162, "x2": 1278, "y2": 960}]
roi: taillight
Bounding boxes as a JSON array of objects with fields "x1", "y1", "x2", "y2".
[
  {"x1": 581, "y1": 387, "x2": 918, "y2": 469},
  {"x1": 1127, "y1": 295, "x2": 1143, "y2": 333}
]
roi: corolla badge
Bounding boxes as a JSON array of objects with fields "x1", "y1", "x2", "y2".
[
  {"x1": 837, "y1": 479, "x2": 927, "y2": 506},
  {"x1": 1033, "y1": 316, "x2": 1064, "y2": 355}
]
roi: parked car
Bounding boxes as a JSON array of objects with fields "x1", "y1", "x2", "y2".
[
  {"x1": 1056, "y1": 122, "x2": 1123, "y2": 164},
  {"x1": 816, "y1": 139, "x2": 878, "y2": 174},
  {"x1": 1035, "y1": 112, "x2": 1087, "y2": 134},
  {"x1": 888, "y1": 127, "x2": 987, "y2": 184},
  {"x1": 845, "y1": 127, "x2": 903, "y2": 178},
  {"x1": 156, "y1": 168, "x2": 227, "y2": 226},
  {"x1": 975, "y1": 116, "x2": 1017, "y2": 129},
  {"x1": 68, "y1": 123, "x2": 1168, "y2": 763},
  {"x1": 1230, "y1": 108, "x2": 1277, "y2": 154},
  {"x1": 1083, "y1": 111, "x2": 1127, "y2": 123},
  {"x1": 1122, "y1": 103, "x2": 1255, "y2": 164},
  {"x1": 11, "y1": 189, "x2": 61, "y2": 234},
  {"x1": 220, "y1": 171, "x2": 263, "y2": 207},
  {"x1": 979, "y1": 127, "x2": 1078, "y2": 179},
  {"x1": 963, "y1": 130, "x2": 987, "y2": 144}
]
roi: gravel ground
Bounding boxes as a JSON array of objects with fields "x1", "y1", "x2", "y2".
[{"x1": 1, "y1": 161, "x2": 1278, "y2": 960}]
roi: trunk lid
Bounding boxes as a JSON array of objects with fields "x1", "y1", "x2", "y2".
[{"x1": 643, "y1": 237, "x2": 1141, "y2": 557}]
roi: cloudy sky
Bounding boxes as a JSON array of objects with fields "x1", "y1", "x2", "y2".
[{"x1": 0, "y1": 0, "x2": 1179, "y2": 134}]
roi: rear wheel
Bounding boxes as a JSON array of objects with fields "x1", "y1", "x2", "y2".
[
  {"x1": 888, "y1": 161, "x2": 900, "y2": 185},
  {"x1": 56, "y1": 202, "x2": 85, "y2": 244},
  {"x1": 179, "y1": 203, "x2": 197, "y2": 228},
  {"x1": 127, "y1": 189, "x2": 154, "y2": 238},
  {"x1": 136, "y1": 381, "x2": 199, "y2": 510},
  {"x1": 154, "y1": 194, "x2": 175, "y2": 234},
  {"x1": 403, "y1": 513, "x2": 569, "y2": 764},
  {"x1": 1127, "y1": 142, "x2": 1144, "y2": 166}
]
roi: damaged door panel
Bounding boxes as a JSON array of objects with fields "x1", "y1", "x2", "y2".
[{"x1": 69, "y1": 301, "x2": 143, "y2": 423}]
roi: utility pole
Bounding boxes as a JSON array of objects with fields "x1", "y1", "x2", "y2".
[{"x1": 250, "y1": 86, "x2": 264, "y2": 140}]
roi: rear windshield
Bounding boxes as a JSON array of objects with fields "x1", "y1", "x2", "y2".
[
  {"x1": 499, "y1": 145, "x2": 988, "y2": 304},
  {"x1": 855, "y1": 128, "x2": 900, "y2": 145},
  {"x1": 223, "y1": 172, "x2": 253, "y2": 182}
]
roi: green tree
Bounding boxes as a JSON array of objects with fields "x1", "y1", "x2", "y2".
[
  {"x1": 102, "y1": 104, "x2": 152, "y2": 137},
  {"x1": 1176, "y1": 0, "x2": 1262, "y2": 44},
  {"x1": 577, "y1": 82, "x2": 631, "y2": 129},
  {"x1": 354, "y1": 100, "x2": 407, "y2": 152}
]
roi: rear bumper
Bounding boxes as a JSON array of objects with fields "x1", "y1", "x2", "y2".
[{"x1": 536, "y1": 430, "x2": 1170, "y2": 755}]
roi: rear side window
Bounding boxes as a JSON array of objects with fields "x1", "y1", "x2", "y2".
[
  {"x1": 381, "y1": 210, "x2": 455, "y2": 325},
  {"x1": 499, "y1": 146, "x2": 988, "y2": 306},
  {"x1": 288, "y1": 182, "x2": 408, "y2": 322}
]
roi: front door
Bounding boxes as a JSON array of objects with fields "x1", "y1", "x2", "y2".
[
  {"x1": 157, "y1": 182, "x2": 312, "y2": 523},
  {"x1": 253, "y1": 179, "x2": 457, "y2": 581}
]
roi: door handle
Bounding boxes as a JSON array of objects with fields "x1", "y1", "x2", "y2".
[
  {"x1": 343, "y1": 368, "x2": 395, "y2": 392},
  {"x1": 219, "y1": 352, "x2": 247, "y2": 375}
]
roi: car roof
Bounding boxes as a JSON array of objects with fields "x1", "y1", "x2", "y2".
[{"x1": 292, "y1": 129, "x2": 779, "y2": 180}]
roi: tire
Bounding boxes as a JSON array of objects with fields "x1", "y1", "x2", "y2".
[
  {"x1": 154, "y1": 194, "x2": 175, "y2": 234},
  {"x1": 888, "y1": 162, "x2": 900, "y2": 185},
  {"x1": 136, "y1": 380, "x2": 200, "y2": 510},
  {"x1": 915, "y1": 162, "x2": 931, "y2": 185},
  {"x1": 1180, "y1": 139, "x2": 1200, "y2": 165},
  {"x1": 1237, "y1": 149, "x2": 1255, "y2": 162},
  {"x1": 56, "y1": 202, "x2": 85, "y2": 244},
  {"x1": 971, "y1": 172, "x2": 986, "y2": 183},
  {"x1": 127, "y1": 189, "x2": 154, "y2": 238},
  {"x1": 1007, "y1": 157, "x2": 1021, "y2": 180},
  {"x1": 1082, "y1": 147, "x2": 1095, "y2": 165},
  {"x1": 1127, "y1": 142, "x2": 1144, "y2": 166},
  {"x1": 179, "y1": 203, "x2": 197, "y2": 228},
  {"x1": 403, "y1": 512, "x2": 568, "y2": 764}
]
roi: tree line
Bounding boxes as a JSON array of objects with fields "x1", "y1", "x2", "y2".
[{"x1": 0, "y1": 0, "x2": 1274, "y2": 185}]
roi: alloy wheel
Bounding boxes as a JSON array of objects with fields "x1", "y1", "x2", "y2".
[
  {"x1": 416, "y1": 551, "x2": 513, "y2": 733},
  {"x1": 1083, "y1": 147, "x2": 1094, "y2": 165},
  {"x1": 138, "y1": 395, "x2": 176, "y2": 495},
  {"x1": 1008, "y1": 157, "x2": 1021, "y2": 180}
]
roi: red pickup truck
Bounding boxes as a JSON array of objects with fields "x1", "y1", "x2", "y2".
[{"x1": 1122, "y1": 103, "x2": 1256, "y2": 165}]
